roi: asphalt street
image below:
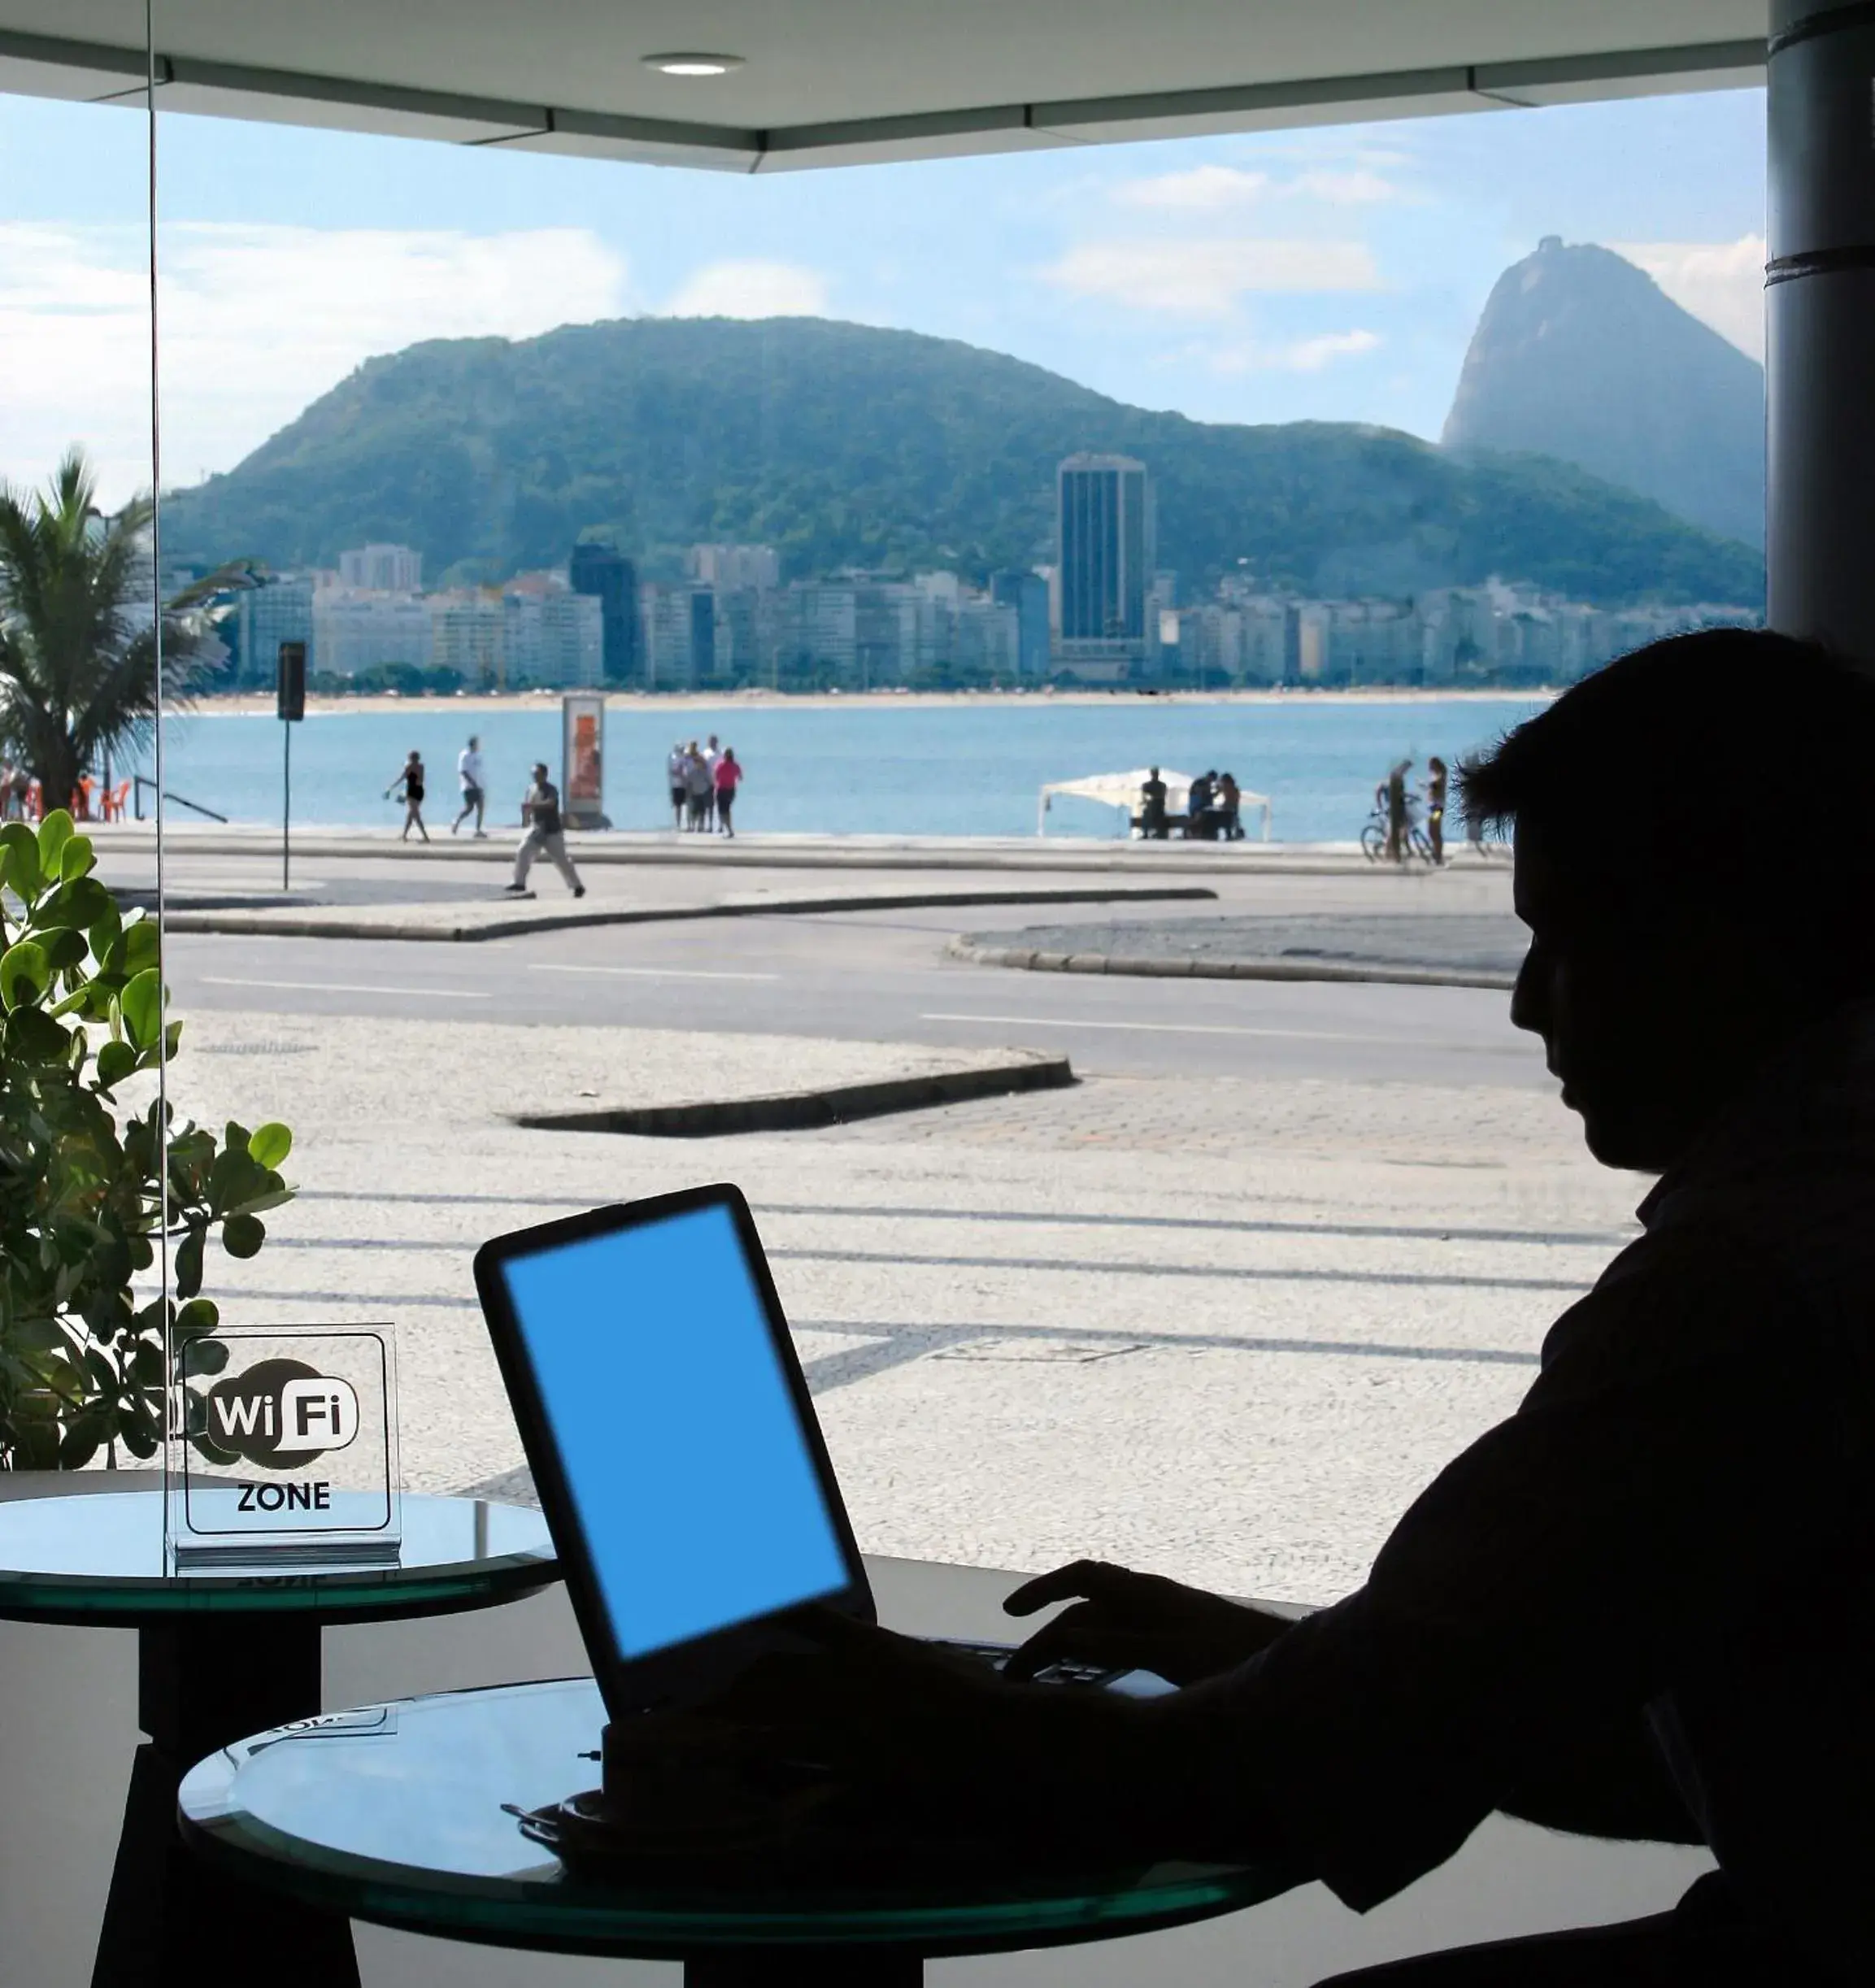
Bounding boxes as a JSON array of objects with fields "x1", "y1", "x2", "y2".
[{"x1": 162, "y1": 898, "x2": 1547, "y2": 1091}]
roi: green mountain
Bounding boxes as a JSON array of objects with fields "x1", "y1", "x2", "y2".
[{"x1": 165, "y1": 315, "x2": 1764, "y2": 607}]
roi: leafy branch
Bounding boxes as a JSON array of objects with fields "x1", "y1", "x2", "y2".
[{"x1": 0, "y1": 809, "x2": 293, "y2": 1469}]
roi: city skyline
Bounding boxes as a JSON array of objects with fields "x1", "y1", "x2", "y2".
[{"x1": 200, "y1": 452, "x2": 1760, "y2": 698}]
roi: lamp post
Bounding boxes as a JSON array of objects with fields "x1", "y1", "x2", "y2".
[{"x1": 276, "y1": 642, "x2": 305, "y2": 890}]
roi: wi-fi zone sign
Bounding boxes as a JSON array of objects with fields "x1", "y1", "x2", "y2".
[{"x1": 173, "y1": 1325, "x2": 399, "y2": 1559}]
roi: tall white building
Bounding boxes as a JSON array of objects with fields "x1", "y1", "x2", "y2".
[
  {"x1": 686, "y1": 544, "x2": 781, "y2": 591},
  {"x1": 312, "y1": 589, "x2": 432, "y2": 676},
  {"x1": 340, "y1": 544, "x2": 427, "y2": 588},
  {"x1": 427, "y1": 590, "x2": 506, "y2": 685},
  {"x1": 237, "y1": 579, "x2": 315, "y2": 687},
  {"x1": 337, "y1": 544, "x2": 423, "y2": 593},
  {"x1": 778, "y1": 584, "x2": 858, "y2": 681},
  {"x1": 504, "y1": 589, "x2": 603, "y2": 687}
]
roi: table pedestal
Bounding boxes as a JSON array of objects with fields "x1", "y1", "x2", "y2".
[
  {"x1": 686, "y1": 1951, "x2": 923, "y2": 1988},
  {"x1": 93, "y1": 1616, "x2": 360, "y2": 1988}
]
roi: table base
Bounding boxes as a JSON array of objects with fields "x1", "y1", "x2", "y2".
[
  {"x1": 685, "y1": 1950, "x2": 923, "y2": 1988},
  {"x1": 92, "y1": 1616, "x2": 361, "y2": 1988}
]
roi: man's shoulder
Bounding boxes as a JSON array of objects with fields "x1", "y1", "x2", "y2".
[{"x1": 1538, "y1": 1198, "x2": 1867, "y2": 1389}]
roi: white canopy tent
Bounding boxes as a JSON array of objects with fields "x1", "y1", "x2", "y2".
[{"x1": 1037, "y1": 769, "x2": 1272, "y2": 841}]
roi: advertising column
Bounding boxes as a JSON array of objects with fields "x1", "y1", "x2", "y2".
[{"x1": 561, "y1": 693, "x2": 607, "y2": 829}]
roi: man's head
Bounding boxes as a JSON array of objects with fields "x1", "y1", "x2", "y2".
[
  {"x1": 1462, "y1": 629, "x2": 1875, "y2": 1172},
  {"x1": 468, "y1": 734, "x2": 479, "y2": 750},
  {"x1": 532, "y1": 761, "x2": 549, "y2": 781}
]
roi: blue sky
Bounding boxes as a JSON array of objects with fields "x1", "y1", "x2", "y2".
[{"x1": 1, "y1": 84, "x2": 1766, "y2": 507}]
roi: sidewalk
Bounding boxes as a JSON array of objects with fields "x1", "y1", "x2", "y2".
[
  {"x1": 954, "y1": 911, "x2": 1527, "y2": 990},
  {"x1": 94, "y1": 823, "x2": 1516, "y2": 958},
  {"x1": 91, "y1": 819, "x2": 1494, "y2": 875}
]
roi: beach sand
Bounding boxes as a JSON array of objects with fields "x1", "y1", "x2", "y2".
[{"x1": 202, "y1": 685, "x2": 1556, "y2": 718}]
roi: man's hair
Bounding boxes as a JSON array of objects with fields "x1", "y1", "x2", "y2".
[{"x1": 1460, "y1": 627, "x2": 1875, "y2": 959}]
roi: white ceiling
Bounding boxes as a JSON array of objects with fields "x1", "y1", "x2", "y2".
[{"x1": 0, "y1": 1, "x2": 1766, "y2": 171}]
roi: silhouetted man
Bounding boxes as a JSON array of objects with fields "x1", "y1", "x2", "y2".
[
  {"x1": 1140, "y1": 767, "x2": 1168, "y2": 839},
  {"x1": 709, "y1": 630, "x2": 1875, "y2": 1986}
]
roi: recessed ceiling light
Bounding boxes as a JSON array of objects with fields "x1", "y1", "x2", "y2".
[{"x1": 643, "y1": 53, "x2": 744, "y2": 77}]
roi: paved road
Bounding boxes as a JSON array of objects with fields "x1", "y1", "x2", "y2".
[{"x1": 166, "y1": 898, "x2": 1547, "y2": 1091}]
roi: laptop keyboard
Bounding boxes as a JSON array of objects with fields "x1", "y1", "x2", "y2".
[{"x1": 939, "y1": 1639, "x2": 1176, "y2": 1698}]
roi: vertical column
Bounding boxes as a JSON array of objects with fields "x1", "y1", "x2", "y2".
[{"x1": 1768, "y1": 0, "x2": 1875, "y2": 659}]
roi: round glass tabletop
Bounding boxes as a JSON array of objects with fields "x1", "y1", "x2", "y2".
[
  {"x1": 180, "y1": 1677, "x2": 1290, "y2": 1960},
  {"x1": 0, "y1": 1490, "x2": 556, "y2": 1625}
]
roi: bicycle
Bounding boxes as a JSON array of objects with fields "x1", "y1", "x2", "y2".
[{"x1": 1360, "y1": 794, "x2": 1437, "y2": 864}]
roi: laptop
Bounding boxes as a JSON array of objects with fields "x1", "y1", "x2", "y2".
[{"x1": 473, "y1": 1183, "x2": 1166, "y2": 1720}]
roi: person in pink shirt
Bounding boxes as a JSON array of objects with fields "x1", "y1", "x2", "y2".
[{"x1": 713, "y1": 746, "x2": 743, "y2": 837}]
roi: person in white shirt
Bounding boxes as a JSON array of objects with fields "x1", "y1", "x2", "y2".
[
  {"x1": 667, "y1": 742, "x2": 688, "y2": 830},
  {"x1": 452, "y1": 736, "x2": 487, "y2": 837},
  {"x1": 701, "y1": 733, "x2": 722, "y2": 833}
]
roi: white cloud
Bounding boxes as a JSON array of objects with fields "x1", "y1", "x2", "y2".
[
  {"x1": 1112, "y1": 163, "x2": 1398, "y2": 212},
  {"x1": 1115, "y1": 166, "x2": 1269, "y2": 211},
  {"x1": 1183, "y1": 328, "x2": 1383, "y2": 374},
  {"x1": 1040, "y1": 237, "x2": 1381, "y2": 316},
  {"x1": 0, "y1": 223, "x2": 629, "y2": 507},
  {"x1": 1610, "y1": 233, "x2": 1766, "y2": 361},
  {"x1": 1292, "y1": 167, "x2": 1398, "y2": 205},
  {"x1": 1279, "y1": 328, "x2": 1384, "y2": 370},
  {"x1": 663, "y1": 260, "x2": 829, "y2": 319}
]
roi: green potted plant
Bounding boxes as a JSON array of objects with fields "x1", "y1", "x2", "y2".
[{"x1": 0, "y1": 809, "x2": 293, "y2": 1471}]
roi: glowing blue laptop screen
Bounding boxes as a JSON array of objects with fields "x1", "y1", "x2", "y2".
[{"x1": 500, "y1": 1203, "x2": 850, "y2": 1660}]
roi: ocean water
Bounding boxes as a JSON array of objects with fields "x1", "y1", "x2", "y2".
[{"x1": 137, "y1": 697, "x2": 1547, "y2": 842}]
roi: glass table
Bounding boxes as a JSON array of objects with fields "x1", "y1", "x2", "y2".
[
  {"x1": 181, "y1": 1675, "x2": 1295, "y2": 1988},
  {"x1": 0, "y1": 1488, "x2": 556, "y2": 1988}
]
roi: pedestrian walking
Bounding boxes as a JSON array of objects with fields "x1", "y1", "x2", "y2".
[
  {"x1": 502, "y1": 762, "x2": 585, "y2": 897},
  {"x1": 452, "y1": 734, "x2": 487, "y2": 837},
  {"x1": 684, "y1": 739, "x2": 713, "y2": 831},
  {"x1": 667, "y1": 742, "x2": 688, "y2": 829},
  {"x1": 385, "y1": 750, "x2": 429, "y2": 842},
  {"x1": 714, "y1": 746, "x2": 743, "y2": 837},
  {"x1": 1425, "y1": 755, "x2": 1448, "y2": 865}
]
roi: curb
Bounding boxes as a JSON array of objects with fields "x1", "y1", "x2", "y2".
[
  {"x1": 946, "y1": 937, "x2": 1516, "y2": 992},
  {"x1": 162, "y1": 884, "x2": 1217, "y2": 943},
  {"x1": 511, "y1": 1051, "x2": 1075, "y2": 1137}
]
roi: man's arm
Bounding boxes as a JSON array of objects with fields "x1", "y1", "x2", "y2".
[{"x1": 1495, "y1": 1708, "x2": 1702, "y2": 1845}]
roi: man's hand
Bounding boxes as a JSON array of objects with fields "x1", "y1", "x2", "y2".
[
  {"x1": 1003, "y1": 1560, "x2": 1292, "y2": 1686},
  {"x1": 690, "y1": 1607, "x2": 1164, "y2": 1844}
]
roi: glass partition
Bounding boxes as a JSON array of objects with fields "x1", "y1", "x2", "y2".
[
  {"x1": 1, "y1": 15, "x2": 171, "y2": 1479},
  {"x1": 116, "y1": 80, "x2": 1766, "y2": 1603}
]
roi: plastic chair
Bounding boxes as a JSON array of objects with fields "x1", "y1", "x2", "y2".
[
  {"x1": 102, "y1": 781, "x2": 131, "y2": 823},
  {"x1": 72, "y1": 778, "x2": 95, "y2": 822}
]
